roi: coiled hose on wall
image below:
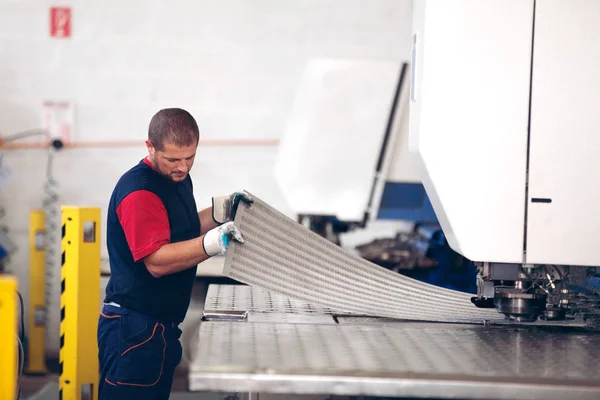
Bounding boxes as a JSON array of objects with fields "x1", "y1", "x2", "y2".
[{"x1": 42, "y1": 141, "x2": 62, "y2": 328}]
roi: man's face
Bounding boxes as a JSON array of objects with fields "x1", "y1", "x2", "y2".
[{"x1": 147, "y1": 140, "x2": 197, "y2": 182}]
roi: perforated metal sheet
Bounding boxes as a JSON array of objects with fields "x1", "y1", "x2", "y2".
[
  {"x1": 205, "y1": 284, "x2": 593, "y2": 328},
  {"x1": 189, "y1": 321, "x2": 600, "y2": 399},
  {"x1": 245, "y1": 313, "x2": 336, "y2": 324},
  {"x1": 203, "y1": 284, "x2": 388, "y2": 325},
  {"x1": 204, "y1": 284, "x2": 351, "y2": 315},
  {"x1": 223, "y1": 193, "x2": 502, "y2": 324}
]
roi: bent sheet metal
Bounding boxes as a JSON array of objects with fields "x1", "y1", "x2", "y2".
[{"x1": 222, "y1": 192, "x2": 501, "y2": 324}]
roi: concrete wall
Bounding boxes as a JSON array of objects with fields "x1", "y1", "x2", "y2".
[{"x1": 0, "y1": 0, "x2": 412, "y2": 359}]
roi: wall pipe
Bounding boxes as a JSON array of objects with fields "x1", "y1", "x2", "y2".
[{"x1": 0, "y1": 139, "x2": 280, "y2": 150}]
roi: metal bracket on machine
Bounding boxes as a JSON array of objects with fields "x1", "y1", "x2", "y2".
[{"x1": 202, "y1": 310, "x2": 248, "y2": 323}]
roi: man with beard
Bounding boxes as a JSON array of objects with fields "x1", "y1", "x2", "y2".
[{"x1": 97, "y1": 107, "x2": 252, "y2": 399}]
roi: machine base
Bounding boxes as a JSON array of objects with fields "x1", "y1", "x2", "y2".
[{"x1": 189, "y1": 285, "x2": 600, "y2": 400}]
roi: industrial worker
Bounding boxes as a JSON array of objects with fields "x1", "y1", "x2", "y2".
[{"x1": 97, "y1": 107, "x2": 252, "y2": 399}]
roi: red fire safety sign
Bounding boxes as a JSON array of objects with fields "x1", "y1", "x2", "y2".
[{"x1": 50, "y1": 7, "x2": 71, "y2": 38}]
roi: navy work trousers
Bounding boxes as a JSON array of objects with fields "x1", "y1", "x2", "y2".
[{"x1": 97, "y1": 304, "x2": 183, "y2": 400}]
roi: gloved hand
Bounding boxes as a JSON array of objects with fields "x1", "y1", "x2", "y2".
[
  {"x1": 202, "y1": 221, "x2": 245, "y2": 256},
  {"x1": 212, "y1": 191, "x2": 253, "y2": 224}
]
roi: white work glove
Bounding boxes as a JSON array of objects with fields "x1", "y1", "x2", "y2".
[
  {"x1": 202, "y1": 221, "x2": 245, "y2": 256},
  {"x1": 212, "y1": 191, "x2": 253, "y2": 224}
]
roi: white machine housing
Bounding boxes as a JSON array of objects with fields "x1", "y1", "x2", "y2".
[
  {"x1": 409, "y1": 0, "x2": 600, "y2": 268},
  {"x1": 274, "y1": 58, "x2": 407, "y2": 222}
]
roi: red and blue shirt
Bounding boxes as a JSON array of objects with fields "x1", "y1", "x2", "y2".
[{"x1": 104, "y1": 157, "x2": 200, "y2": 323}]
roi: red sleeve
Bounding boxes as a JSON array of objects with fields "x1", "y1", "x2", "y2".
[{"x1": 116, "y1": 190, "x2": 170, "y2": 262}]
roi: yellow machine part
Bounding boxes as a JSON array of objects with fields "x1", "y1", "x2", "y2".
[
  {"x1": 59, "y1": 206, "x2": 101, "y2": 400},
  {"x1": 27, "y1": 210, "x2": 47, "y2": 374},
  {"x1": 0, "y1": 275, "x2": 17, "y2": 400}
]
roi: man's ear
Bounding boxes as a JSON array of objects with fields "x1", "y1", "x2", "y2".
[{"x1": 145, "y1": 140, "x2": 155, "y2": 156}]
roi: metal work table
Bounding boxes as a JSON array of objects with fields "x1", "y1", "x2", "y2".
[{"x1": 188, "y1": 285, "x2": 600, "y2": 400}]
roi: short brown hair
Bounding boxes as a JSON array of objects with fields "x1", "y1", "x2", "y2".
[{"x1": 148, "y1": 108, "x2": 199, "y2": 151}]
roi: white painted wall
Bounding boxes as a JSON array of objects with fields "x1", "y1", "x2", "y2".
[{"x1": 0, "y1": 0, "x2": 412, "y2": 358}]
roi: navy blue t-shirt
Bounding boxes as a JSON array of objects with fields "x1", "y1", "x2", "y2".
[{"x1": 104, "y1": 158, "x2": 201, "y2": 323}]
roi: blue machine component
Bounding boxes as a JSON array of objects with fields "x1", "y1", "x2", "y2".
[
  {"x1": 419, "y1": 226, "x2": 477, "y2": 294},
  {"x1": 584, "y1": 276, "x2": 600, "y2": 291},
  {"x1": 393, "y1": 224, "x2": 478, "y2": 294},
  {"x1": 374, "y1": 182, "x2": 477, "y2": 293},
  {"x1": 572, "y1": 275, "x2": 600, "y2": 296},
  {"x1": 376, "y1": 182, "x2": 438, "y2": 223}
]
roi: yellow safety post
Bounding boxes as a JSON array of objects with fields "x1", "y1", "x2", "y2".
[
  {"x1": 59, "y1": 206, "x2": 101, "y2": 400},
  {"x1": 27, "y1": 210, "x2": 48, "y2": 374},
  {"x1": 0, "y1": 275, "x2": 17, "y2": 400}
]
